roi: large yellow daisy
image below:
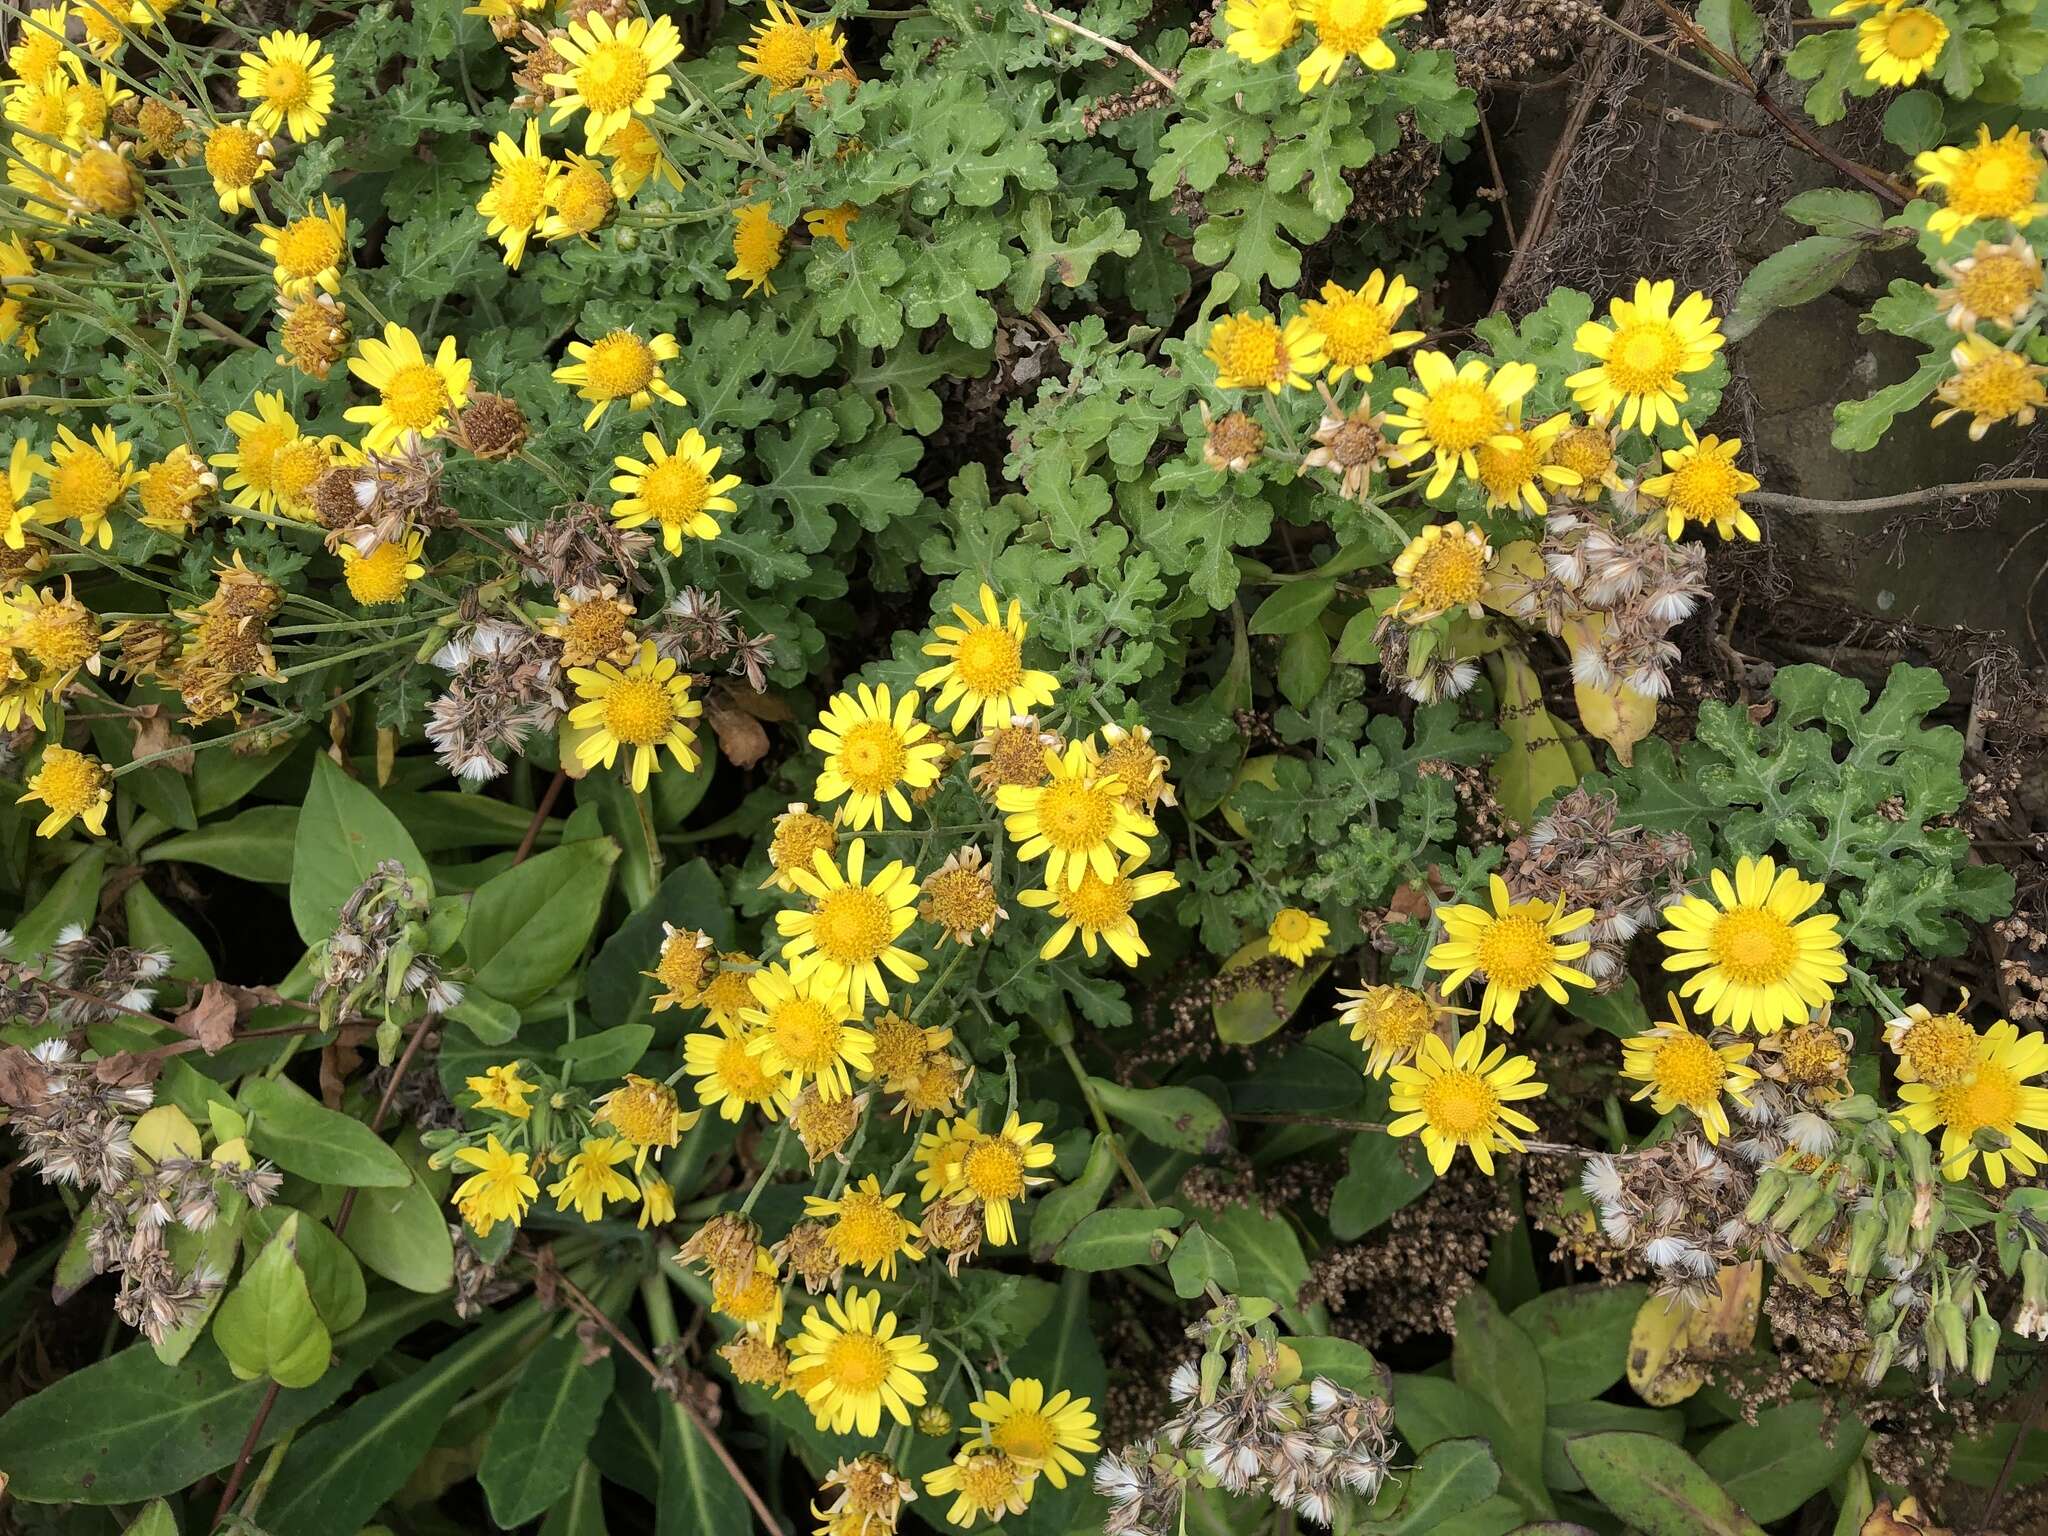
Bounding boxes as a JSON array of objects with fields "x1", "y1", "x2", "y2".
[
  {"x1": 1567, "y1": 279, "x2": 1724, "y2": 433},
  {"x1": 345, "y1": 322, "x2": 472, "y2": 449},
  {"x1": 1301, "y1": 270, "x2": 1426, "y2": 382},
  {"x1": 1620, "y1": 994, "x2": 1759, "y2": 1144},
  {"x1": 742, "y1": 961, "x2": 874, "y2": 1101},
  {"x1": 1893, "y1": 1022, "x2": 2048, "y2": 1187},
  {"x1": 739, "y1": 0, "x2": 842, "y2": 89},
  {"x1": 1293, "y1": 0, "x2": 1427, "y2": 91},
  {"x1": 1385, "y1": 350, "x2": 1540, "y2": 498},
  {"x1": 810, "y1": 682, "x2": 946, "y2": 830},
  {"x1": 608, "y1": 429, "x2": 737, "y2": 554},
  {"x1": 545, "y1": 13, "x2": 684, "y2": 153},
  {"x1": 477, "y1": 119, "x2": 557, "y2": 270},
  {"x1": 237, "y1": 31, "x2": 334, "y2": 142},
  {"x1": 1426, "y1": 874, "x2": 1595, "y2": 1030},
  {"x1": 969, "y1": 1377, "x2": 1099, "y2": 1488},
  {"x1": 787, "y1": 1289, "x2": 936, "y2": 1437},
  {"x1": 210, "y1": 391, "x2": 327, "y2": 520},
  {"x1": 996, "y1": 740, "x2": 1156, "y2": 892},
  {"x1": 916, "y1": 583, "x2": 1060, "y2": 733},
  {"x1": 775, "y1": 839, "x2": 926, "y2": 1010},
  {"x1": 683, "y1": 1017, "x2": 792, "y2": 1121},
  {"x1": 1657, "y1": 855, "x2": 1847, "y2": 1034},
  {"x1": 1856, "y1": 5, "x2": 1947, "y2": 86},
  {"x1": 1388, "y1": 1027, "x2": 1546, "y2": 1174},
  {"x1": 1017, "y1": 853, "x2": 1178, "y2": 965},
  {"x1": 553, "y1": 328, "x2": 686, "y2": 430},
  {"x1": 1915, "y1": 126, "x2": 2047, "y2": 244},
  {"x1": 565, "y1": 639, "x2": 703, "y2": 790},
  {"x1": 802, "y1": 1174, "x2": 924, "y2": 1279},
  {"x1": 1639, "y1": 422, "x2": 1761, "y2": 542}
]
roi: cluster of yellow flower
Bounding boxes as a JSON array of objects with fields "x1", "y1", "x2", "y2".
[{"x1": 1221, "y1": 0, "x2": 1428, "y2": 93}]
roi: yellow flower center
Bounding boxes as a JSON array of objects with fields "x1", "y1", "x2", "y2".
[
  {"x1": 1706, "y1": 905, "x2": 1798, "y2": 987},
  {"x1": 837, "y1": 718, "x2": 909, "y2": 793},
  {"x1": 752, "y1": 21, "x2": 816, "y2": 87},
  {"x1": 713, "y1": 1034, "x2": 775, "y2": 1099},
  {"x1": 811, "y1": 885, "x2": 892, "y2": 965},
  {"x1": 1944, "y1": 139, "x2": 2041, "y2": 219},
  {"x1": 491, "y1": 160, "x2": 549, "y2": 227},
  {"x1": 1062, "y1": 872, "x2": 1135, "y2": 930},
  {"x1": 1406, "y1": 536, "x2": 1486, "y2": 611},
  {"x1": 639, "y1": 455, "x2": 711, "y2": 526},
  {"x1": 1472, "y1": 911, "x2": 1555, "y2": 990},
  {"x1": 980, "y1": 725, "x2": 1048, "y2": 787},
  {"x1": 1421, "y1": 1068, "x2": 1496, "y2": 1138},
  {"x1": 1651, "y1": 1032, "x2": 1727, "y2": 1108},
  {"x1": 699, "y1": 964, "x2": 755, "y2": 1020},
  {"x1": 561, "y1": 597, "x2": 629, "y2": 660},
  {"x1": 961, "y1": 1137, "x2": 1024, "y2": 1201},
  {"x1": 19, "y1": 604, "x2": 96, "y2": 670},
  {"x1": 733, "y1": 207, "x2": 786, "y2": 276},
  {"x1": 820, "y1": 1330, "x2": 891, "y2": 1392},
  {"x1": 1554, "y1": 425, "x2": 1614, "y2": 483},
  {"x1": 205, "y1": 125, "x2": 264, "y2": 185},
  {"x1": 772, "y1": 812, "x2": 837, "y2": 873},
  {"x1": 1667, "y1": 449, "x2": 1744, "y2": 521},
  {"x1": 52, "y1": 448, "x2": 122, "y2": 520},
  {"x1": 601, "y1": 674, "x2": 677, "y2": 746},
  {"x1": 1033, "y1": 777, "x2": 1116, "y2": 853},
  {"x1": 1900, "y1": 1012, "x2": 1979, "y2": 1087},
  {"x1": 582, "y1": 332, "x2": 657, "y2": 400},
  {"x1": 271, "y1": 438, "x2": 327, "y2": 508},
  {"x1": 1314, "y1": 296, "x2": 1391, "y2": 366},
  {"x1": 990, "y1": 1412, "x2": 1056, "y2": 1463},
  {"x1": 604, "y1": 1080, "x2": 679, "y2": 1144},
  {"x1": 1476, "y1": 430, "x2": 1544, "y2": 500},
  {"x1": 381, "y1": 362, "x2": 452, "y2": 432},
  {"x1": 952, "y1": 626, "x2": 1023, "y2": 693},
  {"x1": 1271, "y1": 908, "x2": 1315, "y2": 944},
  {"x1": 1418, "y1": 379, "x2": 1502, "y2": 454},
  {"x1": 1311, "y1": 0, "x2": 1393, "y2": 52},
  {"x1": 17, "y1": 89, "x2": 67, "y2": 139},
  {"x1": 1953, "y1": 253, "x2": 2038, "y2": 322},
  {"x1": 345, "y1": 542, "x2": 414, "y2": 605},
  {"x1": 867, "y1": 1014, "x2": 927, "y2": 1082},
  {"x1": 1776, "y1": 1025, "x2": 1845, "y2": 1086},
  {"x1": 832, "y1": 1194, "x2": 901, "y2": 1265},
  {"x1": 714, "y1": 1266, "x2": 779, "y2": 1323},
  {"x1": 139, "y1": 458, "x2": 202, "y2": 523},
  {"x1": 275, "y1": 215, "x2": 341, "y2": 277},
  {"x1": 575, "y1": 39, "x2": 652, "y2": 113},
  {"x1": 262, "y1": 58, "x2": 313, "y2": 109},
  {"x1": 30, "y1": 748, "x2": 105, "y2": 815},
  {"x1": 1605, "y1": 320, "x2": 1684, "y2": 394},
  {"x1": 1934, "y1": 1063, "x2": 2020, "y2": 1137},
  {"x1": 921, "y1": 868, "x2": 997, "y2": 936},
  {"x1": 1213, "y1": 317, "x2": 1288, "y2": 387},
  {"x1": 1950, "y1": 348, "x2": 2039, "y2": 418},
  {"x1": 655, "y1": 931, "x2": 708, "y2": 993},
  {"x1": 71, "y1": 149, "x2": 136, "y2": 215},
  {"x1": 1883, "y1": 8, "x2": 1942, "y2": 54},
  {"x1": 552, "y1": 164, "x2": 615, "y2": 233}
]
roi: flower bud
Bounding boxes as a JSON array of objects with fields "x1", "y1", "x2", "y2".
[{"x1": 1968, "y1": 1310, "x2": 1999, "y2": 1386}]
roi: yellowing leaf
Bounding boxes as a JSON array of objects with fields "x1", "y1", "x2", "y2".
[
  {"x1": 132, "y1": 1105, "x2": 202, "y2": 1164},
  {"x1": 1487, "y1": 646, "x2": 1583, "y2": 827},
  {"x1": 1212, "y1": 936, "x2": 1328, "y2": 1045},
  {"x1": 1628, "y1": 1262, "x2": 1762, "y2": 1405},
  {"x1": 1564, "y1": 617, "x2": 1658, "y2": 765}
]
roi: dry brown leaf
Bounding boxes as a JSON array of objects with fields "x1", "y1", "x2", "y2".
[
  {"x1": 130, "y1": 704, "x2": 195, "y2": 774},
  {"x1": 92, "y1": 1051, "x2": 163, "y2": 1089},
  {"x1": 171, "y1": 980, "x2": 243, "y2": 1054},
  {"x1": 705, "y1": 693, "x2": 771, "y2": 769},
  {"x1": 0, "y1": 1046, "x2": 50, "y2": 1109}
]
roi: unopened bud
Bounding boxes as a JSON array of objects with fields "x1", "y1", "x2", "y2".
[
  {"x1": 1969, "y1": 1310, "x2": 1999, "y2": 1386},
  {"x1": 1773, "y1": 1176, "x2": 1823, "y2": 1232},
  {"x1": 1745, "y1": 1166, "x2": 1788, "y2": 1224},
  {"x1": 1847, "y1": 1209, "x2": 1884, "y2": 1283},
  {"x1": 1933, "y1": 1300, "x2": 1969, "y2": 1370}
]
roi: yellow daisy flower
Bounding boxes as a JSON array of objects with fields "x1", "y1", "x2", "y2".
[
  {"x1": 1016, "y1": 853, "x2": 1177, "y2": 965},
  {"x1": 1931, "y1": 240, "x2": 2043, "y2": 332},
  {"x1": 1857, "y1": 4, "x2": 1946, "y2": 86},
  {"x1": 201, "y1": 120, "x2": 273, "y2": 215},
  {"x1": 728, "y1": 201, "x2": 787, "y2": 296},
  {"x1": 1389, "y1": 520, "x2": 1491, "y2": 622},
  {"x1": 1293, "y1": 0, "x2": 1426, "y2": 91},
  {"x1": 1474, "y1": 411, "x2": 1580, "y2": 514},
  {"x1": 1883, "y1": 997, "x2": 1982, "y2": 1087},
  {"x1": 1931, "y1": 332, "x2": 2047, "y2": 438},
  {"x1": 764, "y1": 803, "x2": 839, "y2": 893},
  {"x1": 566, "y1": 639, "x2": 703, "y2": 791},
  {"x1": 465, "y1": 1062, "x2": 536, "y2": 1118},
  {"x1": 698, "y1": 954, "x2": 759, "y2": 1027},
  {"x1": 600, "y1": 117, "x2": 677, "y2": 201},
  {"x1": 237, "y1": 31, "x2": 334, "y2": 142},
  {"x1": 1387, "y1": 1026, "x2": 1547, "y2": 1174},
  {"x1": 345, "y1": 322, "x2": 472, "y2": 450},
  {"x1": 1894, "y1": 1021, "x2": 2048, "y2": 1186},
  {"x1": 788, "y1": 1288, "x2": 937, "y2": 1437},
  {"x1": 1620, "y1": 994, "x2": 1759, "y2": 1144},
  {"x1": 1566, "y1": 278, "x2": 1725, "y2": 433},
  {"x1": 810, "y1": 682, "x2": 946, "y2": 830},
  {"x1": 1267, "y1": 906, "x2": 1329, "y2": 964},
  {"x1": 1385, "y1": 350, "x2": 1539, "y2": 498},
  {"x1": 1915, "y1": 126, "x2": 2047, "y2": 244},
  {"x1": 1657, "y1": 855, "x2": 1847, "y2": 1034},
  {"x1": 775, "y1": 838, "x2": 926, "y2": 1011},
  {"x1": 739, "y1": 0, "x2": 841, "y2": 88},
  {"x1": 1301, "y1": 271, "x2": 1426, "y2": 382},
  {"x1": 608, "y1": 428, "x2": 737, "y2": 554},
  {"x1": 339, "y1": 532, "x2": 426, "y2": 607},
  {"x1": 683, "y1": 1017, "x2": 792, "y2": 1120},
  {"x1": 712, "y1": 1246, "x2": 785, "y2": 1334},
  {"x1": 1224, "y1": 0, "x2": 1301, "y2": 61},
  {"x1": 594, "y1": 1073, "x2": 700, "y2": 1170},
  {"x1": 637, "y1": 1174, "x2": 676, "y2": 1229},
  {"x1": 1338, "y1": 983, "x2": 1452, "y2": 1078},
  {"x1": 452, "y1": 1134, "x2": 539, "y2": 1237},
  {"x1": 922, "y1": 1448, "x2": 1037, "y2": 1528},
  {"x1": 1550, "y1": 419, "x2": 1626, "y2": 502},
  {"x1": 1639, "y1": 421, "x2": 1761, "y2": 541},
  {"x1": 18, "y1": 744, "x2": 111, "y2": 838},
  {"x1": 941, "y1": 1109, "x2": 1055, "y2": 1246},
  {"x1": 646, "y1": 921, "x2": 713, "y2": 1009},
  {"x1": 804, "y1": 202, "x2": 859, "y2": 248},
  {"x1": 742, "y1": 960, "x2": 873, "y2": 1100},
  {"x1": 1206, "y1": 311, "x2": 1325, "y2": 393},
  {"x1": 256, "y1": 195, "x2": 347, "y2": 297},
  {"x1": 539, "y1": 152, "x2": 617, "y2": 242},
  {"x1": 969, "y1": 1377, "x2": 1098, "y2": 1488},
  {"x1": 553, "y1": 329, "x2": 686, "y2": 430},
  {"x1": 803, "y1": 1174, "x2": 925, "y2": 1279},
  {"x1": 548, "y1": 1134, "x2": 638, "y2": 1220},
  {"x1": 545, "y1": 12, "x2": 683, "y2": 153},
  {"x1": 28, "y1": 423, "x2": 137, "y2": 549},
  {"x1": 916, "y1": 583, "x2": 1060, "y2": 733},
  {"x1": 478, "y1": 118, "x2": 557, "y2": 270},
  {"x1": 6, "y1": 10, "x2": 70, "y2": 82},
  {"x1": 1426, "y1": 873, "x2": 1595, "y2": 1030},
  {"x1": 211, "y1": 391, "x2": 329, "y2": 520},
  {"x1": 134, "y1": 446, "x2": 213, "y2": 536},
  {"x1": 914, "y1": 1113, "x2": 983, "y2": 1201},
  {"x1": 996, "y1": 739, "x2": 1156, "y2": 892}
]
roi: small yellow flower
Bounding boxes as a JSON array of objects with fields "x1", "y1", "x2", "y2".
[
  {"x1": 1551, "y1": 420, "x2": 1626, "y2": 502},
  {"x1": 1931, "y1": 240, "x2": 2043, "y2": 332},
  {"x1": 683, "y1": 1017, "x2": 792, "y2": 1121},
  {"x1": 202, "y1": 121, "x2": 274, "y2": 215},
  {"x1": 762, "y1": 803, "x2": 839, "y2": 893},
  {"x1": 1206, "y1": 311, "x2": 1325, "y2": 393},
  {"x1": 1267, "y1": 906, "x2": 1329, "y2": 964},
  {"x1": 545, "y1": 13, "x2": 684, "y2": 153},
  {"x1": 997, "y1": 740, "x2": 1157, "y2": 893},
  {"x1": 1474, "y1": 412, "x2": 1580, "y2": 515},
  {"x1": 544, "y1": 584, "x2": 636, "y2": 668},
  {"x1": 566, "y1": 639, "x2": 703, "y2": 791},
  {"x1": 1223, "y1": 0, "x2": 1301, "y2": 61},
  {"x1": 257, "y1": 195, "x2": 348, "y2": 297},
  {"x1": 539, "y1": 152, "x2": 617, "y2": 243},
  {"x1": 1388, "y1": 1026, "x2": 1547, "y2": 1174},
  {"x1": 599, "y1": 118, "x2": 677, "y2": 201},
  {"x1": 135, "y1": 447, "x2": 213, "y2": 536},
  {"x1": 29, "y1": 423, "x2": 138, "y2": 549},
  {"x1": 465, "y1": 1062, "x2": 537, "y2": 1118},
  {"x1": 608, "y1": 429, "x2": 737, "y2": 554},
  {"x1": 787, "y1": 1288, "x2": 937, "y2": 1437},
  {"x1": 339, "y1": 532, "x2": 426, "y2": 607},
  {"x1": 1426, "y1": 874, "x2": 1595, "y2": 1030},
  {"x1": 939, "y1": 1109, "x2": 1055, "y2": 1246},
  {"x1": 968, "y1": 1377, "x2": 1099, "y2": 1489},
  {"x1": 775, "y1": 839, "x2": 926, "y2": 1012},
  {"x1": 739, "y1": 0, "x2": 845, "y2": 89},
  {"x1": 478, "y1": 119, "x2": 557, "y2": 270},
  {"x1": 1638, "y1": 422, "x2": 1761, "y2": 542},
  {"x1": 345, "y1": 322, "x2": 472, "y2": 450},
  {"x1": 918, "y1": 844, "x2": 1006, "y2": 946},
  {"x1": 712, "y1": 1246, "x2": 785, "y2": 1334},
  {"x1": 1385, "y1": 351, "x2": 1539, "y2": 498},
  {"x1": 1857, "y1": 4, "x2": 1947, "y2": 86},
  {"x1": 636, "y1": 1174, "x2": 676, "y2": 1229},
  {"x1": 743, "y1": 960, "x2": 874, "y2": 1100},
  {"x1": 549, "y1": 1135, "x2": 638, "y2": 1221},
  {"x1": 237, "y1": 31, "x2": 334, "y2": 142},
  {"x1": 1931, "y1": 332, "x2": 2047, "y2": 439},
  {"x1": 593, "y1": 1073, "x2": 700, "y2": 1169},
  {"x1": 922, "y1": 1448, "x2": 1037, "y2": 1528},
  {"x1": 18, "y1": 744, "x2": 111, "y2": 838},
  {"x1": 0, "y1": 440, "x2": 38, "y2": 550},
  {"x1": 728, "y1": 201, "x2": 787, "y2": 296},
  {"x1": 1389, "y1": 520, "x2": 1491, "y2": 622},
  {"x1": 803, "y1": 1174, "x2": 925, "y2": 1279},
  {"x1": 1018, "y1": 854, "x2": 1179, "y2": 966},
  {"x1": 1883, "y1": 996, "x2": 1981, "y2": 1087},
  {"x1": 917, "y1": 584, "x2": 1060, "y2": 734},
  {"x1": 1915, "y1": 126, "x2": 2048, "y2": 244},
  {"x1": 1620, "y1": 995, "x2": 1759, "y2": 1143},
  {"x1": 1893, "y1": 1022, "x2": 2048, "y2": 1186},
  {"x1": 212, "y1": 392, "x2": 331, "y2": 522},
  {"x1": 1657, "y1": 855, "x2": 1847, "y2": 1035},
  {"x1": 811, "y1": 682, "x2": 946, "y2": 830},
  {"x1": 452, "y1": 1134, "x2": 539, "y2": 1236},
  {"x1": 1338, "y1": 983, "x2": 1453, "y2": 1078},
  {"x1": 1567, "y1": 278, "x2": 1725, "y2": 433},
  {"x1": 1302, "y1": 270, "x2": 1426, "y2": 382},
  {"x1": 6, "y1": 10, "x2": 70, "y2": 82},
  {"x1": 554, "y1": 329, "x2": 687, "y2": 431},
  {"x1": 804, "y1": 202, "x2": 859, "y2": 248},
  {"x1": 1293, "y1": 0, "x2": 1426, "y2": 91}
]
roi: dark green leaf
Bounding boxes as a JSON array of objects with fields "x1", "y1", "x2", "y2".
[
  {"x1": 1453, "y1": 1286, "x2": 1552, "y2": 1518},
  {"x1": 290, "y1": 756, "x2": 430, "y2": 946},
  {"x1": 1053, "y1": 1206, "x2": 1183, "y2": 1270},
  {"x1": 1695, "y1": 1398, "x2": 1866, "y2": 1523},
  {"x1": 242, "y1": 1076, "x2": 411, "y2": 1188},
  {"x1": 464, "y1": 838, "x2": 620, "y2": 1006},
  {"x1": 1510, "y1": 1283, "x2": 1649, "y2": 1403},
  {"x1": 482, "y1": 1329, "x2": 616, "y2": 1527},
  {"x1": 1566, "y1": 1431, "x2": 1767, "y2": 1536}
]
